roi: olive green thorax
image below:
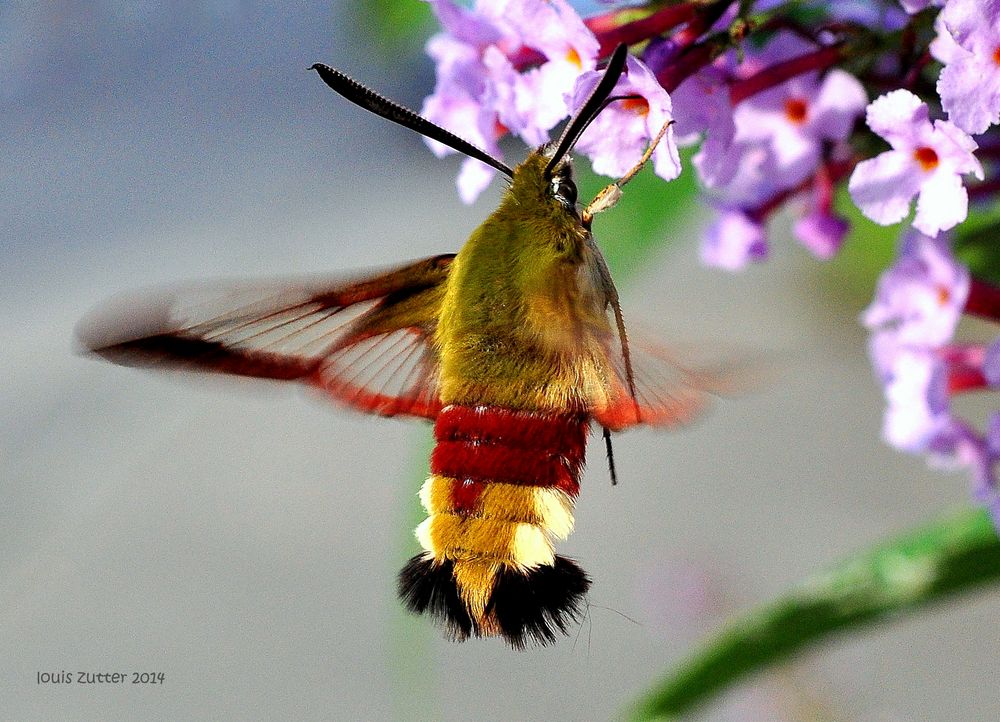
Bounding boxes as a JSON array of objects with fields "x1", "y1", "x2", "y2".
[{"x1": 435, "y1": 150, "x2": 615, "y2": 413}]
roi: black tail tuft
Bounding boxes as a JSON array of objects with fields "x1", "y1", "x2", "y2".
[
  {"x1": 397, "y1": 555, "x2": 474, "y2": 641},
  {"x1": 486, "y1": 556, "x2": 591, "y2": 650},
  {"x1": 398, "y1": 554, "x2": 591, "y2": 649}
]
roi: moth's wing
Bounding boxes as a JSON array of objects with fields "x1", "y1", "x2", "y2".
[
  {"x1": 591, "y1": 331, "x2": 743, "y2": 431},
  {"x1": 77, "y1": 254, "x2": 454, "y2": 420},
  {"x1": 577, "y1": 240, "x2": 731, "y2": 431}
]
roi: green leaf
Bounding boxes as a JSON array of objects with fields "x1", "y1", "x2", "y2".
[
  {"x1": 954, "y1": 197, "x2": 1000, "y2": 286},
  {"x1": 628, "y1": 507, "x2": 1000, "y2": 721}
]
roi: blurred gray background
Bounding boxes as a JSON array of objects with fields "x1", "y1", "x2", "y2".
[{"x1": 3, "y1": 3, "x2": 997, "y2": 721}]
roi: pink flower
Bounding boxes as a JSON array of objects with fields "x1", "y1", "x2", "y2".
[
  {"x1": 696, "y1": 148, "x2": 780, "y2": 271},
  {"x1": 984, "y1": 338, "x2": 1000, "y2": 387},
  {"x1": 704, "y1": 143, "x2": 784, "y2": 210},
  {"x1": 421, "y1": 0, "x2": 598, "y2": 202},
  {"x1": 863, "y1": 231, "x2": 960, "y2": 449},
  {"x1": 862, "y1": 230, "x2": 969, "y2": 350},
  {"x1": 861, "y1": 229, "x2": 1000, "y2": 526},
  {"x1": 570, "y1": 54, "x2": 680, "y2": 181},
  {"x1": 790, "y1": 156, "x2": 848, "y2": 260},
  {"x1": 493, "y1": 0, "x2": 600, "y2": 138},
  {"x1": 670, "y1": 63, "x2": 738, "y2": 188},
  {"x1": 689, "y1": 33, "x2": 855, "y2": 194},
  {"x1": 879, "y1": 347, "x2": 951, "y2": 452},
  {"x1": 700, "y1": 209, "x2": 767, "y2": 271},
  {"x1": 693, "y1": 33, "x2": 864, "y2": 258},
  {"x1": 793, "y1": 207, "x2": 848, "y2": 260},
  {"x1": 732, "y1": 68, "x2": 866, "y2": 190},
  {"x1": 929, "y1": 418, "x2": 1000, "y2": 529},
  {"x1": 848, "y1": 90, "x2": 983, "y2": 236},
  {"x1": 934, "y1": 0, "x2": 1000, "y2": 134}
]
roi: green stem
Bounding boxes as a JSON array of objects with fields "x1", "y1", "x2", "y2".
[{"x1": 629, "y1": 507, "x2": 1000, "y2": 721}]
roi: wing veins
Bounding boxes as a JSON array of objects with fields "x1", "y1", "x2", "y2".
[
  {"x1": 232, "y1": 305, "x2": 349, "y2": 354},
  {"x1": 206, "y1": 304, "x2": 326, "y2": 345},
  {"x1": 394, "y1": 343, "x2": 434, "y2": 407},
  {"x1": 330, "y1": 330, "x2": 415, "y2": 389},
  {"x1": 364, "y1": 335, "x2": 428, "y2": 407},
  {"x1": 192, "y1": 297, "x2": 320, "y2": 338}
]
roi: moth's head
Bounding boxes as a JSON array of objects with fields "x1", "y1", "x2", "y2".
[
  {"x1": 502, "y1": 147, "x2": 579, "y2": 221},
  {"x1": 546, "y1": 154, "x2": 579, "y2": 210},
  {"x1": 499, "y1": 44, "x2": 632, "y2": 222}
]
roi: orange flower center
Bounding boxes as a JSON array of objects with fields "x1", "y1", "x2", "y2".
[
  {"x1": 784, "y1": 97, "x2": 808, "y2": 124},
  {"x1": 621, "y1": 97, "x2": 650, "y2": 116},
  {"x1": 937, "y1": 284, "x2": 951, "y2": 305},
  {"x1": 994, "y1": 45, "x2": 1000, "y2": 66},
  {"x1": 913, "y1": 146, "x2": 939, "y2": 172},
  {"x1": 565, "y1": 47, "x2": 582, "y2": 69}
]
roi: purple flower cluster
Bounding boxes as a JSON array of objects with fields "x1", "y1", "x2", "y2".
[
  {"x1": 687, "y1": 33, "x2": 866, "y2": 267},
  {"x1": 420, "y1": 0, "x2": 1000, "y2": 526},
  {"x1": 421, "y1": 0, "x2": 599, "y2": 201},
  {"x1": 865, "y1": 232, "x2": 1000, "y2": 519},
  {"x1": 933, "y1": 0, "x2": 1000, "y2": 135}
]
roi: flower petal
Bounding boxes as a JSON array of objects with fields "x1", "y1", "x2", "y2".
[
  {"x1": 793, "y1": 209, "x2": 848, "y2": 259},
  {"x1": 700, "y1": 210, "x2": 768, "y2": 271},
  {"x1": 572, "y1": 56, "x2": 678, "y2": 180},
  {"x1": 881, "y1": 348, "x2": 951, "y2": 453},
  {"x1": 913, "y1": 170, "x2": 969, "y2": 235},
  {"x1": 848, "y1": 151, "x2": 922, "y2": 226},
  {"x1": 938, "y1": 54, "x2": 1000, "y2": 135},
  {"x1": 864, "y1": 89, "x2": 927, "y2": 149},
  {"x1": 810, "y1": 69, "x2": 868, "y2": 140},
  {"x1": 457, "y1": 157, "x2": 496, "y2": 204}
]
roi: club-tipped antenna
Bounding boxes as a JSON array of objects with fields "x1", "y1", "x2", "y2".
[
  {"x1": 545, "y1": 44, "x2": 629, "y2": 175},
  {"x1": 311, "y1": 63, "x2": 514, "y2": 179}
]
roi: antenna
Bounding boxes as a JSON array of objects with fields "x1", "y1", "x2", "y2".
[
  {"x1": 311, "y1": 63, "x2": 514, "y2": 178},
  {"x1": 546, "y1": 44, "x2": 629, "y2": 174}
]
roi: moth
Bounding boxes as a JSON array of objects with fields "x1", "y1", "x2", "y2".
[{"x1": 78, "y1": 45, "x2": 728, "y2": 648}]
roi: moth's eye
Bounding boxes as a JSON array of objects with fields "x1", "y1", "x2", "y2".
[{"x1": 551, "y1": 176, "x2": 577, "y2": 207}]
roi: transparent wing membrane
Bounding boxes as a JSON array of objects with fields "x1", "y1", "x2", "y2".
[{"x1": 78, "y1": 255, "x2": 454, "y2": 419}]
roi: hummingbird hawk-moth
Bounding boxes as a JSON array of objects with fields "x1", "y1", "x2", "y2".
[{"x1": 78, "y1": 45, "x2": 729, "y2": 648}]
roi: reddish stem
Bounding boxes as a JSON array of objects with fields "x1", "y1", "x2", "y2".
[
  {"x1": 671, "y1": 0, "x2": 733, "y2": 49},
  {"x1": 965, "y1": 278, "x2": 1000, "y2": 322},
  {"x1": 654, "y1": 0, "x2": 737, "y2": 91},
  {"x1": 814, "y1": 162, "x2": 834, "y2": 214},
  {"x1": 657, "y1": 41, "x2": 719, "y2": 92},
  {"x1": 591, "y1": 4, "x2": 698, "y2": 59},
  {"x1": 943, "y1": 344, "x2": 987, "y2": 393},
  {"x1": 749, "y1": 158, "x2": 855, "y2": 221},
  {"x1": 729, "y1": 45, "x2": 843, "y2": 105},
  {"x1": 948, "y1": 365, "x2": 988, "y2": 394},
  {"x1": 509, "y1": 4, "x2": 698, "y2": 70},
  {"x1": 940, "y1": 342, "x2": 985, "y2": 367},
  {"x1": 902, "y1": 50, "x2": 932, "y2": 90}
]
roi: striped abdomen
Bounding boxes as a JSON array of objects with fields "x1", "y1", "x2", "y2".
[{"x1": 398, "y1": 404, "x2": 592, "y2": 648}]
